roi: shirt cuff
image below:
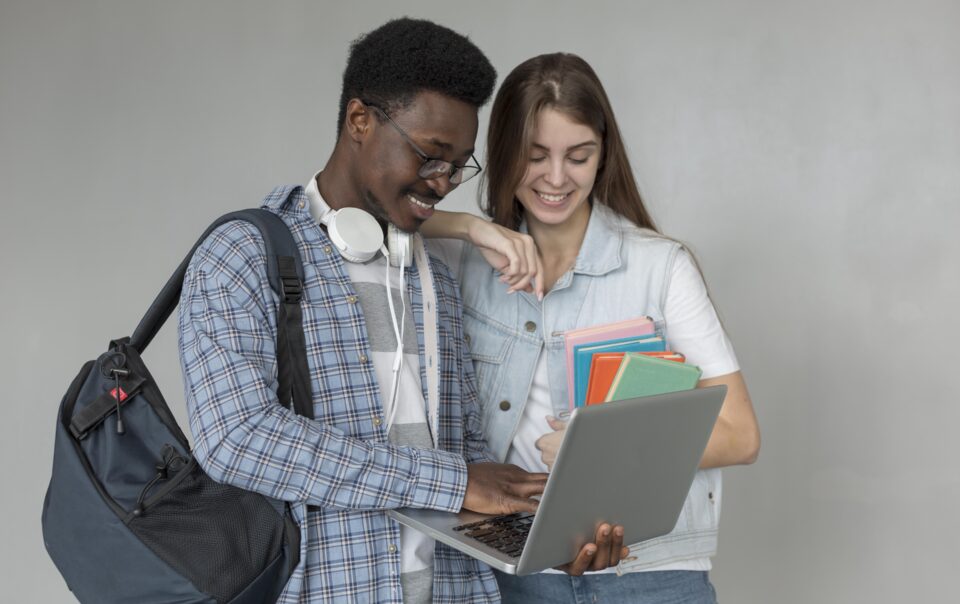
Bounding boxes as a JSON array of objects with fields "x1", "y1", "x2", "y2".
[{"x1": 404, "y1": 448, "x2": 469, "y2": 513}]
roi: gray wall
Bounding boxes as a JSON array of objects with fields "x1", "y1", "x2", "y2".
[{"x1": 3, "y1": 1, "x2": 958, "y2": 602}]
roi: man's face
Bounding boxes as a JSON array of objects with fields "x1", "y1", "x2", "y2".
[{"x1": 356, "y1": 91, "x2": 479, "y2": 233}]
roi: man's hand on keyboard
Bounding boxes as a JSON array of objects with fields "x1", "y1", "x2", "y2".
[{"x1": 462, "y1": 463, "x2": 549, "y2": 514}]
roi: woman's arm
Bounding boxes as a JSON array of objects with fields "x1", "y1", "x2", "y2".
[
  {"x1": 536, "y1": 372, "x2": 760, "y2": 471},
  {"x1": 419, "y1": 208, "x2": 475, "y2": 240},
  {"x1": 697, "y1": 370, "x2": 760, "y2": 468},
  {"x1": 423, "y1": 210, "x2": 543, "y2": 297}
]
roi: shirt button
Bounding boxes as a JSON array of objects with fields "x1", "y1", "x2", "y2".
[
  {"x1": 359, "y1": 354, "x2": 369, "y2": 363},
  {"x1": 499, "y1": 400, "x2": 511, "y2": 411},
  {"x1": 346, "y1": 295, "x2": 358, "y2": 304},
  {"x1": 387, "y1": 543, "x2": 398, "y2": 554},
  {"x1": 373, "y1": 415, "x2": 382, "y2": 427},
  {"x1": 323, "y1": 245, "x2": 333, "y2": 254},
  {"x1": 298, "y1": 200, "x2": 305, "y2": 209},
  {"x1": 524, "y1": 321, "x2": 537, "y2": 333},
  {"x1": 464, "y1": 334, "x2": 471, "y2": 345}
]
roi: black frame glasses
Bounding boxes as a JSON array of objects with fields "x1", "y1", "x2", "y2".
[{"x1": 365, "y1": 102, "x2": 482, "y2": 185}]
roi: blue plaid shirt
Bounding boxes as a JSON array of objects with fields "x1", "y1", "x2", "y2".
[{"x1": 178, "y1": 186, "x2": 499, "y2": 603}]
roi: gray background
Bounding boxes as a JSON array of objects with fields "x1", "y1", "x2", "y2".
[{"x1": 3, "y1": 0, "x2": 958, "y2": 602}]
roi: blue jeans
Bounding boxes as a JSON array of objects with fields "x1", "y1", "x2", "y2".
[{"x1": 494, "y1": 570, "x2": 718, "y2": 604}]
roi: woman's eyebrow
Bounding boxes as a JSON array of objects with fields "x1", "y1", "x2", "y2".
[{"x1": 531, "y1": 141, "x2": 599, "y2": 152}]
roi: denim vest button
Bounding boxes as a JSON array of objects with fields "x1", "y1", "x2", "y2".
[
  {"x1": 524, "y1": 321, "x2": 537, "y2": 333},
  {"x1": 499, "y1": 400, "x2": 511, "y2": 411}
]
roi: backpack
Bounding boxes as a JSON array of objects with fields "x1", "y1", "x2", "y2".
[{"x1": 42, "y1": 208, "x2": 315, "y2": 603}]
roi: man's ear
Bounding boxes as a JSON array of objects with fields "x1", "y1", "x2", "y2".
[{"x1": 344, "y1": 98, "x2": 374, "y2": 143}]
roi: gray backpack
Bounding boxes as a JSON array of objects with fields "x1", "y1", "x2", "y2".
[{"x1": 42, "y1": 207, "x2": 314, "y2": 603}]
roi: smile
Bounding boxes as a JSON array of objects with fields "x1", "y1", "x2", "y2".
[
  {"x1": 536, "y1": 191, "x2": 571, "y2": 203},
  {"x1": 408, "y1": 195, "x2": 434, "y2": 210}
]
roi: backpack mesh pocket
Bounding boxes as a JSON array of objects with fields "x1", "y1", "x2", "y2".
[{"x1": 128, "y1": 462, "x2": 286, "y2": 602}]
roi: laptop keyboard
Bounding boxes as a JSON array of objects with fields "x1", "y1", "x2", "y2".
[{"x1": 452, "y1": 512, "x2": 535, "y2": 558}]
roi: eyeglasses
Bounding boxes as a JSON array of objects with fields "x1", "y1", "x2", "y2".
[{"x1": 365, "y1": 102, "x2": 482, "y2": 185}]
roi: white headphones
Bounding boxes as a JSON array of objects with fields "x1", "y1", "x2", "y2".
[{"x1": 322, "y1": 207, "x2": 412, "y2": 268}]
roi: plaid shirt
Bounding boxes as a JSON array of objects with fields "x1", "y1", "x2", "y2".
[{"x1": 178, "y1": 186, "x2": 499, "y2": 603}]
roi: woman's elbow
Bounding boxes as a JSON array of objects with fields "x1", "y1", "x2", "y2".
[{"x1": 739, "y1": 426, "x2": 761, "y2": 465}]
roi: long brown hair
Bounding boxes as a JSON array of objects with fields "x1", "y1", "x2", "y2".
[{"x1": 482, "y1": 53, "x2": 659, "y2": 232}]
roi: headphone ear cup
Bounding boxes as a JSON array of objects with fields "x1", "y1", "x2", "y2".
[
  {"x1": 327, "y1": 208, "x2": 383, "y2": 263},
  {"x1": 386, "y1": 224, "x2": 413, "y2": 268}
]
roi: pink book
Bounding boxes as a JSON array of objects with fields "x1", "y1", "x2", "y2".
[{"x1": 562, "y1": 317, "x2": 656, "y2": 408}]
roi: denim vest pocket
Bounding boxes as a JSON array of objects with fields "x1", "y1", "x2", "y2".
[
  {"x1": 674, "y1": 469, "x2": 720, "y2": 533},
  {"x1": 462, "y1": 312, "x2": 512, "y2": 406}
]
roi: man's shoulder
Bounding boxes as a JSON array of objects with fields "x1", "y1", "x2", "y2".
[
  {"x1": 193, "y1": 219, "x2": 269, "y2": 269},
  {"x1": 260, "y1": 185, "x2": 304, "y2": 212},
  {"x1": 193, "y1": 186, "x2": 307, "y2": 266}
]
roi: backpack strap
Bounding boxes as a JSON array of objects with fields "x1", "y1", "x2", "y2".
[{"x1": 128, "y1": 208, "x2": 314, "y2": 419}]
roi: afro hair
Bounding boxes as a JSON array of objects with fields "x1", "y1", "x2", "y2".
[{"x1": 337, "y1": 18, "x2": 496, "y2": 136}]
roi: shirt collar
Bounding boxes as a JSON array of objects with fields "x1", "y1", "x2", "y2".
[
  {"x1": 519, "y1": 201, "x2": 623, "y2": 277},
  {"x1": 303, "y1": 170, "x2": 335, "y2": 225}
]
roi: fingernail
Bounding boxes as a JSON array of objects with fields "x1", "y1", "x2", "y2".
[
  {"x1": 586, "y1": 546, "x2": 596, "y2": 555},
  {"x1": 537, "y1": 291, "x2": 544, "y2": 301}
]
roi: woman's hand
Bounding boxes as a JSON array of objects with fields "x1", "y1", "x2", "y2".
[
  {"x1": 534, "y1": 415, "x2": 567, "y2": 471},
  {"x1": 464, "y1": 217, "x2": 543, "y2": 298}
]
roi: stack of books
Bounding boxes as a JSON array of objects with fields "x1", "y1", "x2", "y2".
[{"x1": 563, "y1": 317, "x2": 702, "y2": 408}]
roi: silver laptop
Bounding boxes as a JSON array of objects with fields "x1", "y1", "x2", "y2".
[{"x1": 389, "y1": 385, "x2": 726, "y2": 575}]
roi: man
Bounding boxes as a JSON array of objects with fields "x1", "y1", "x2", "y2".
[{"x1": 179, "y1": 18, "x2": 621, "y2": 603}]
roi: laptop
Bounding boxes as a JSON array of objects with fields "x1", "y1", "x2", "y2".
[{"x1": 389, "y1": 385, "x2": 726, "y2": 575}]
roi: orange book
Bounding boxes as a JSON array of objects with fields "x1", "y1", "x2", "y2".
[{"x1": 585, "y1": 351, "x2": 685, "y2": 405}]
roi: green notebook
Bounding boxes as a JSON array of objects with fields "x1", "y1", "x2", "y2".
[{"x1": 604, "y1": 352, "x2": 703, "y2": 402}]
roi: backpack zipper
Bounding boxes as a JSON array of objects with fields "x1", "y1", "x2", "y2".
[{"x1": 129, "y1": 444, "x2": 192, "y2": 519}]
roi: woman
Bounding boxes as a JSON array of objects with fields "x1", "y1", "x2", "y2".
[{"x1": 424, "y1": 53, "x2": 760, "y2": 603}]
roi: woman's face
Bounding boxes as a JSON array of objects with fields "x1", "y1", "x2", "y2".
[{"x1": 515, "y1": 108, "x2": 602, "y2": 229}]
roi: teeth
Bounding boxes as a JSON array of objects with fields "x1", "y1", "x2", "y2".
[
  {"x1": 538, "y1": 192, "x2": 568, "y2": 202},
  {"x1": 408, "y1": 195, "x2": 432, "y2": 210}
]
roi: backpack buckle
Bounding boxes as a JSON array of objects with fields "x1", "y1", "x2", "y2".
[{"x1": 281, "y1": 276, "x2": 302, "y2": 304}]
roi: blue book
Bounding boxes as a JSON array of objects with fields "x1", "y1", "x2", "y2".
[{"x1": 573, "y1": 335, "x2": 666, "y2": 407}]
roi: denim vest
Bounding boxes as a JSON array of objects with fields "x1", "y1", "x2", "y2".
[{"x1": 453, "y1": 202, "x2": 722, "y2": 570}]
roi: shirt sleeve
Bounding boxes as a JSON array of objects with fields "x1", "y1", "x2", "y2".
[
  {"x1": 178, "y1": 222, "x2": 468, "y2": 513},
  {"x1": 663, "y1": 249, "x2": 740, "y2": 379}
]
